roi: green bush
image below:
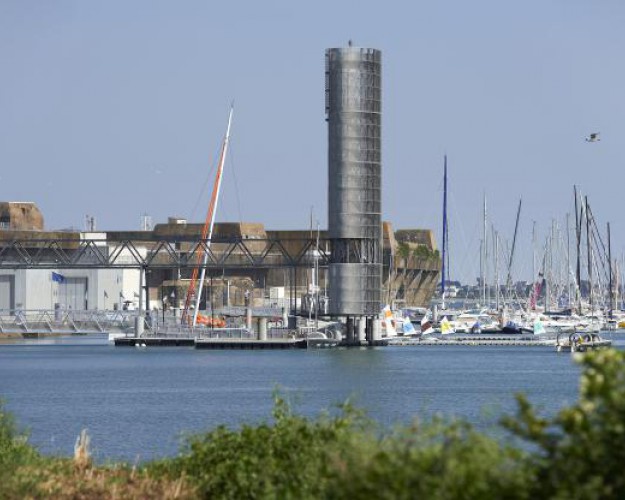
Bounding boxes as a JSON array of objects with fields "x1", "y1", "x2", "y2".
[
  {"x1": 149, "y1": 395, "x2": 367, "y2": 499},
  {"x1": 328, "y1": 417, "x2": 533, "y2": 500},
  {"x1": 150, "y1": 394, "x2": 532, "y2": 499},
  {"x1": 0, "y1": 400, "x2": 49, "y2": 496},
  {"x1": 503, "y1": 349, "x2": 625, "y2": 499}
]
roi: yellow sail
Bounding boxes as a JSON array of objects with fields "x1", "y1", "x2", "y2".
[{"x1": 441, "y1": 317, "x2": 454, "y2": 335}]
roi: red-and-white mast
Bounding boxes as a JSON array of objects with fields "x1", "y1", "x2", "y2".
[{"x1": 181, "y1": 105, "x2": 234, "y2": 327}]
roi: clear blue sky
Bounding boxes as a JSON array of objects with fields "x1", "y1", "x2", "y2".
[{"x1": 1, "y1": 0, "x2": 624, "y2": 283}]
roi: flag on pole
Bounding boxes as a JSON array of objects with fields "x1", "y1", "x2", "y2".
[{"x1": 51, "y1": 272, "x2": 65, "y2": 283}]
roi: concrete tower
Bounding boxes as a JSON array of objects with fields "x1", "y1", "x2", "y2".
[{"x1": 325, "y1": 46, "x2": 382, "y2": 328}]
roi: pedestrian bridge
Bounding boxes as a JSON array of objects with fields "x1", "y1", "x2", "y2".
[{"x1": 0, "y1": 307, "x2": 290, "y2": 337}]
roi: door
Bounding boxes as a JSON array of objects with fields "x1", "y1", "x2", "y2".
[
  {"x1": 59, "y1": 277, "x2": 88, "y2": 310},
  {"x1": 0, "y1": 275, "x2": 15, "y2": 311}
]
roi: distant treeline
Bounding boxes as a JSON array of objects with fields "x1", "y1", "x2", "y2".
[{"x1": 2, "y1": 349, "x2": 625, "y2": 499}]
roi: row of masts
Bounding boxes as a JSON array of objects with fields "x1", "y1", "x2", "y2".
[{"x1": 441, "y1": 164, "x2": 620, "y2": 315}]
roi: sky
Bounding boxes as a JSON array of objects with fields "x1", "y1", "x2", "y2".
[{"x1": 1, "y1": 0, "x2": 624, "y2": 284}]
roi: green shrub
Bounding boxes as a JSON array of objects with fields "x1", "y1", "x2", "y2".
[
  {"x1": 149, "y1": 394, "x2": 367, "y2": 499},
  {"x1": 503, "y1": 349, "x2": 625, "y2": 499},
  {"x1": 0, "y1": 400, "x2": 49, "y2": 496},
  {"x1": 328, "y1": 417, "x2": 533, "y2": 499},
  {"x1": 151, "y1": 394, "x2": 533, "y2": 499}
]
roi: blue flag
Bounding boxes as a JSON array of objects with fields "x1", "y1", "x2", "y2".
[{"x1": 51, "y1": 272, "x2": 65, "y2": 283}]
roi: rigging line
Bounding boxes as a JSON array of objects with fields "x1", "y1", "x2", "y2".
[
  {"x1": 227, "y1": 143, "x2": 244, "y2": 225},
  {"x1": 590, "y1": 226, "x2": 610, "y2": 284},
  {"x1": 585, "y1": 205, "x2": 610, "y2": 282},
  {"x1": 587, "y1": 204, "x2": 609, "y2": 265},
  {"x1": 189, "y1": 146, "x2": 221, "y2": 223},
  {"x1": 446, "y1": 189, "x2": 482, "y2": 280},
  {"x1": 590, "y1": 229, "x2": 609, "y2": 282}
]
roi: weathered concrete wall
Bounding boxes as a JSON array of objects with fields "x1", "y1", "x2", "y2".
[
  {"x1": 382, "y1": 223, "x2": 440, "y2": 308},
  {"x1": 0, "y1": 230, "x2": 80, "y2": 247},
  {"x1": 395, "y1": 229, "x2": 438, "y2": 251},
  {"x1": 0, "y1": 202, "x2": 44, "y2": 231}
]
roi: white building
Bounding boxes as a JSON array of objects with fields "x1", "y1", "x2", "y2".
[{"x1": 0, "y1": 232, "x2": 145, "y2": 312}]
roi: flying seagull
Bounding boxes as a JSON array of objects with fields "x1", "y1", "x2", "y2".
[{"x1": 585, "y1": 132, "x2": 600, "y2": 142}]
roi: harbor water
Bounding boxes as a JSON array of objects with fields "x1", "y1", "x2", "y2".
[{"x1": 1, "y1": 334, "x2": 622, "y2": 463}]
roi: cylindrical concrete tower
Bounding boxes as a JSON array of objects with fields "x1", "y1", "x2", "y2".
[{"x1": 325, "y1": 46, "x2": 382, "y2": 317}]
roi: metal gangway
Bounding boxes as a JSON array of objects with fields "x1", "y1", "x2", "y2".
[{"x1": 0, "y1": 309, "x2": 137, "y2": 336}]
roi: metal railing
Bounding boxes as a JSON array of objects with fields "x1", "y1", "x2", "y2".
[{"x1": 0, "y1": 309, "x2": 137, "y2": 334}]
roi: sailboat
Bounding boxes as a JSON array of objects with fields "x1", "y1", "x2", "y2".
[{"x1": 440, "y1": 317, "x2": 455, "y2": 335}]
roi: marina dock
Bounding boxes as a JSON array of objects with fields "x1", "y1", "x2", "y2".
[
  {"x1": 114, "y1": 336, "x2": 195, "y2": 347},
  {"x1": 388, "y1": 334, "x2": 557, "y2": 347},
  {"x1": 114, "y1": 336, "x2": 307, "y2": 349},
  {"x1": 195, "y1": 338, "x2": 306, "y2": 349},
  {"x1": 113, "y1": 327, "x2": 311, "y2": 349}
]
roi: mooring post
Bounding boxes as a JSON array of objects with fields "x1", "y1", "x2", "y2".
[
  {"x1": 371, "y1": 317, "x2": 381, "y2": 345},
  {"x1": 282, "y1": 307, "x2": 288, "y2": 327},
  {"x1": 258, "y1": 317, "x2": 267, "y2": 341},
  {"x1": 346, "y1": 317, "x2": 355, "y2": 345},
  {"x1": 246, "y1": 306, "x2": 253, "y2": 332},
  {"x1": 357, "y1": 317, "x2": 366, "y2": 344}
]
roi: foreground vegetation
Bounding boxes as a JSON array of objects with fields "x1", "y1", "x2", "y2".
[{"x1": 2, "y1": 349, "x2": 625, "y2": 499}]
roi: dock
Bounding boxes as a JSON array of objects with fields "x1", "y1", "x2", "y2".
[
  {"x1": 114, "y1": 336, "x2": 195, "y2": 347},
  {"x1": 195, "y1": 338, "x2": 306, "y2": 349},
  {"x1": 388, "y1": 335, "x2": 557, "y2": 347},
  {"x1": 113, "y1": 327, "x2": 311, "y2": 349},
  {"x1": 114, "y1": 336, "x2": 306, "y2": 349}
]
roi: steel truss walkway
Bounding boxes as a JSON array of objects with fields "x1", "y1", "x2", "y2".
[{"x1": 0, "y1": 237, "x2": 331, "y2": 270}]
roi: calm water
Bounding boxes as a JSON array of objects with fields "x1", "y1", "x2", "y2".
[{"x1": 1, "y1": 334, "x2": 620, "y2": 463}]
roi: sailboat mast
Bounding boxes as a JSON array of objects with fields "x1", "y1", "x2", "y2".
[
  {"x1": 574, "y1": 186, "x2": 582, "y2": 314},
  {"x1": 566, "y1": 213, "x2": 571, "y2": 308},
  {"x1": 545, "y1": 223, "x2": 551, "y2": 311},
  {"x1": 441, "y1": 155, "x2": 448, "y2": 309},
  {"x1": 585, "y1": 196, "x2": 592, "y2": 315},
  {"x1": 506, "y1": 198, "x2": 522, "y2": 290},
  {"x1": 193, "y1": 106, "x2": 234, "y2": 327},
  {"x1": 181, "y1": 105, "x2": 234, "y2": 326},
  {"x1": 482, "y1": 194, "x2": 487, "y2": 305},
  {"x1": 495, "y1": 231, "x2": 499, "y2": 310},
  {"x1": 608, "y1": 222, "x2": 613, "y2": 317},
  {"x1": 531, "y1": 220, "x2": 536, "y2": 310}
]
